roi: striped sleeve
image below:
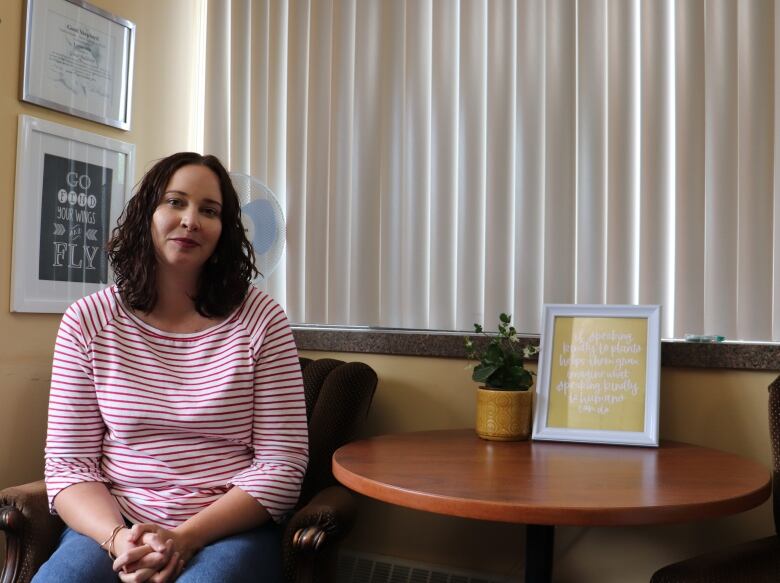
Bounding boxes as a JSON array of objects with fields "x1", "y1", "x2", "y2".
[
  {"x1": 229, "y1": 294, "x2": 309, "y2": 523},
  {"x1": 44, "y1": 301, "x2": 110, "y2": 512}
]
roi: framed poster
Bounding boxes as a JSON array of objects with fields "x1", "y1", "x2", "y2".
[
  {"x1": 21, "y1": 0, "x2": 136, "y2": 130},
  {"x1": 11, "y1": 114, "x2": 135, "y2": 313},
  {"x1": 532, "y1": 304, "x2": 662, "y2": 447}
]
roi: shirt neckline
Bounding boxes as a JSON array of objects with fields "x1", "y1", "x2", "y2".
[{"x1": 112, "y1": 285, "x2": 245, "y2": 339}]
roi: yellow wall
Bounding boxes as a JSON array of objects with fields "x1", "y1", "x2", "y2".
[
  {"x1": 301, "y1": 351, "x2": 777, "y2": 582},
  {"x1": 0, "y1": 0, "x2": 204, "y2": 490}
]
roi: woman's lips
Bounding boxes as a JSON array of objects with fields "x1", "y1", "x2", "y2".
[{"x1": 170, "y1": 238, "x2": 199, "y2": 248}]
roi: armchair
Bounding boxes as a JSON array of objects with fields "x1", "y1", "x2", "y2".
[
  {"x1": 1, "y1": 357, "x2": 377, "y2": 583},
  {"x1": 650, "y1": 375, "x2": 780, "y2": 582}
]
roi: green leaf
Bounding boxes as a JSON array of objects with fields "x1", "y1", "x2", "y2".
[
  {"x1": 464, "y1": 314, "x2": 533, "y2": 390},
  {"x1": 473, "y1": 363, "x2": 499, "y2": 383},
  {"x1": 516, "y1": 368, "x2": 533, "y2": 388},
  {"x1": 485, "y1": 343, "x2": 504, "y2": 363},
  {"x1": 497, "y1": 368, "x2": 532, "y2": 390},
  {"x1": 486, "y1": 377, "x2": 506, "y2": 389}
]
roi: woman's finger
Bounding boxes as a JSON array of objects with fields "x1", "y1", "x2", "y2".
[
  {"x1": 141, "y1": 531, "x2": 172, "y2": 553},
  {"x1": 149, "y1": 551, "x2": 180, "y2": 583},
  {"x1": 141, "y1": 553, "x2": 175, "y2": 582},
  {"x1": 128, "y1": 523, "x2": 161, "y2": 544},
  {"x1": 130, "y1": 524, "x2": 174, "y2": 553},
  {"x1": 118, "y1": 566, "x2": 156, "y2": 583},
  {"x1": 124, "y1": 549, "x2": 170, "y2": 574},
  {"x1": 113, "y1": 544, "x2": 155, "y2": 572},
  {"x1": 129, "y1": 538, "x2": 173, "y2": 570}
]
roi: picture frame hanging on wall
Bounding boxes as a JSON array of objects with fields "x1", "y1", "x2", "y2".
[
  {"x1": 532, "y1": 304, "x2": 662, "y2": 447},
  {"x1": 21, "y1": 0, "x2": 136, "y2": 130},
  {"x1": 11, "y1": 114, "x2": 135, "y2": 313}
]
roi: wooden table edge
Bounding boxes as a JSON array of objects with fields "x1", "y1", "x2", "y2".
[{"x1": 332, "y1": 441, "x2": 772, "y2": 527}]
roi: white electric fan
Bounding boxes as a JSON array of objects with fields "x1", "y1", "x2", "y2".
[{"x1": 229, "y1": 173, "x2": 286, "y2": 281}]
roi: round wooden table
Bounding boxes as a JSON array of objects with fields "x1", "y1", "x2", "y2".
[{"x1": 332, "y1": 429, "x2": 771, "y2": 583}]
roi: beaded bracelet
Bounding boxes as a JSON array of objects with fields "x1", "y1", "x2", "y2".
[{"x1": 100, "y1": 525, "x2": 125, "y2": 560}]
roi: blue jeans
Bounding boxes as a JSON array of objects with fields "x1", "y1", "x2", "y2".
[{"x1": 32, "y1": 523, "x2": 282, "y2": 583}]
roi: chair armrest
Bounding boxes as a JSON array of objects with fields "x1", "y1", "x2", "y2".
[
  {"x1": 282, "y1": 485, "x2": 357, "y2": 583},
  {"x1": 1, "y1": 480, "x2": 65, "y2": 583},
  {"x1": 286, "y1": 485, "x2": 356, "y2": 551}
]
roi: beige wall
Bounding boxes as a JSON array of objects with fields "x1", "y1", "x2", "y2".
[
  {"x1": 0, "y1": 0, "x2": 204, "y2": 490},
  {"x1": 0, "y1": 2, "x2": 775, "y2": 581},
  {"x1": 301, "y1": 351, "x2": 777, "y2": 583}
]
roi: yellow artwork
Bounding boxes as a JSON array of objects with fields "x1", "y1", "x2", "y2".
[{"x1": 546, "y1": 316, "x2": 648, "y2": 432}]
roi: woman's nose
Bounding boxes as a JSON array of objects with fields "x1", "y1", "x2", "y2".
[{"x1": 181, "y1": 210, "x2": 200, "y2": 231}]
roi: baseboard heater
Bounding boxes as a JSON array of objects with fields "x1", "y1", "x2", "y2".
[{"x1": 337, "y1": 550, "x2": 515, "y2": 583}]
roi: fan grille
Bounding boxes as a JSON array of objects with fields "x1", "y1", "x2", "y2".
[{"x1": 230, "y1": 173, "x2": 286, "y2": 279}]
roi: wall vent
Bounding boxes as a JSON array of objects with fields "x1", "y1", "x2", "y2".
[{"x1": 337, "y1": 551, "x2": 515, "y2": 583}]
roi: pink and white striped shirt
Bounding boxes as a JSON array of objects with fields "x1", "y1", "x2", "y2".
[{"x1": 45, "y1": 285, "x2": 308, "y2": 528}]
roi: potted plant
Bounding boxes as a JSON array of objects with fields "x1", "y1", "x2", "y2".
[{"x1": 465, "y1": 313, "x2": 539, "y2": 441}]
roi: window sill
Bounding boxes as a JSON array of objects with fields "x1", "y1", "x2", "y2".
[{"x1": 292, "y1": 325, "x2": 780, "y2": 372}]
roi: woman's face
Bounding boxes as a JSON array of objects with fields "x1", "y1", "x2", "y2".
[{"x1": 151, "y1": 164, "x2": 223, "y2": 273}]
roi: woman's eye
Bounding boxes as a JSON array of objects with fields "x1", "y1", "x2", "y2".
[
  {"x1": 203, "y1": 208, "x2": 220, "y2": 217},
  {"x1": 167, "y1": 198, "x2": 184, "y2": 207}
]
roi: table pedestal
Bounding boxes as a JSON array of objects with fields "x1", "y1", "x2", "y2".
[{"x1": 525, "y1": 525, "x2": 555, "y2": 583}]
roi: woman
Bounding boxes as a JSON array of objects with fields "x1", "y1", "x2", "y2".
[{"x1": 33, "y1": 152, "x2": 308, "y2": 583}]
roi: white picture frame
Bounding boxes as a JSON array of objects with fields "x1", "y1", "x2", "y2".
[
  {"x1": 21, "y1": 0, "x2": 136, "y2": 130},
  {"x1": 532, "y1": 304, "x2": 662, "y2": 447},
  {"x1": 11, "y1": 114, "x2": 135, "y2": 313}
]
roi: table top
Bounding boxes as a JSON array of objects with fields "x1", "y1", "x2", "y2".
[{"x1": 332, "y1": 429, "x2": 772, "y2": 527}]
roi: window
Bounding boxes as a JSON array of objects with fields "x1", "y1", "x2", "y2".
[{"x1": 203, "y1": 0, "x2": 779, "y2": 341}]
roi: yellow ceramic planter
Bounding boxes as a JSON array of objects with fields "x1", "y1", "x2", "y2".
[{"x1": 475, "y1": 387, "x2": 533, "y2": 441}]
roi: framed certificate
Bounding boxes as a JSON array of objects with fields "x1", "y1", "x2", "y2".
[
  {"x1": 11, "y1": 115, "x2": 135, "y2": 312},
  {"x1": 532, "y1": 304, "x2": 662, "y2": 447},
  {"x1": 21, "y1": 0, "x2": 136, "y2": 130}
]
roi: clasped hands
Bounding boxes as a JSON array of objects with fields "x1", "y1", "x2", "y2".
[{"x1": 110, "y1": 523, "x2": 202, "y2": 583}]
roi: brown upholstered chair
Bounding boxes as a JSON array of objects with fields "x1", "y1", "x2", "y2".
[
  {"x1": 0, "y1": 357, "x2": 377, "y2": 583},
  {"x1": 650, "y1": 375, "x2": 780, "y2": 583}
]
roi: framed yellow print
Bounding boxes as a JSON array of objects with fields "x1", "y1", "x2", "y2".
[{"x1": 532, "y1": 304, "x2": 661, "y2": 447}]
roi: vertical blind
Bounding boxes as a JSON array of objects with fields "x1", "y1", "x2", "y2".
[{"x1": 203, "y1": 0, "x2": 778, "y2": 341}]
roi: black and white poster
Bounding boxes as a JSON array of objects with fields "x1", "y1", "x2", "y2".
[
  {"x1": 38, "y1": 153, "x2": 112, "y2": 284},
  {"x1": 11, "y1": 114, "x2": 134, "y2": 313}
]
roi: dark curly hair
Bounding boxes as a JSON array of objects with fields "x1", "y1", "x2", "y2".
[{"x1": 107, "y1": 152, "x2": 258, "y2": 318}]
